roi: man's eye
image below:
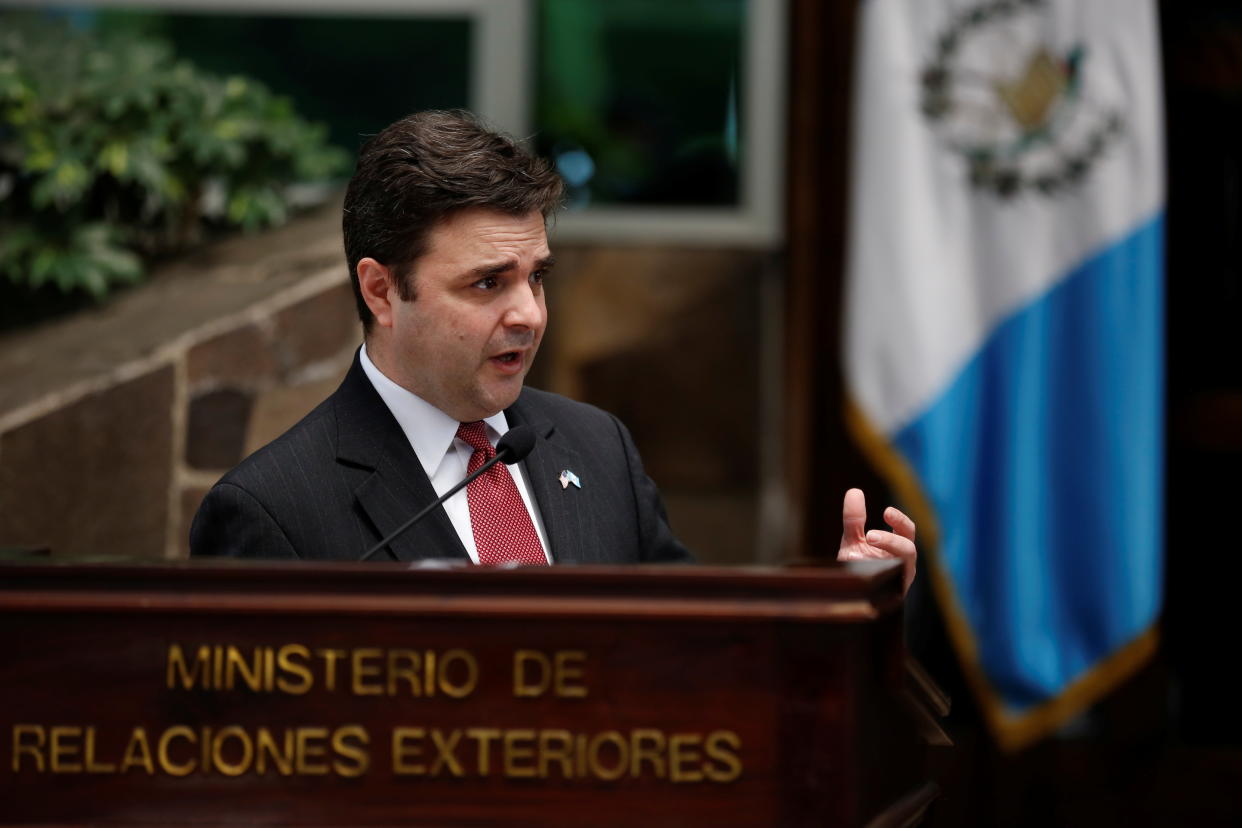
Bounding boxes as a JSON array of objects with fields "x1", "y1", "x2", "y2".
[
  {"x1": 530, "y1": 270, "x2": 546, "y2": 285},
  {"x1": 474, "y1": 276, "x2": 499, "y2": 290}
]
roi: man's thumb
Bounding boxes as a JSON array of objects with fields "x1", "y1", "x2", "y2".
[{"x1": 841, "y1": 488, "x2": 868, "y2": 538}]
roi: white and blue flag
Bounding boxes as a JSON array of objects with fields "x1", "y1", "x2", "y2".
[{"x1": 844, "y1": 0, "x2": 1164, "y2": 750}]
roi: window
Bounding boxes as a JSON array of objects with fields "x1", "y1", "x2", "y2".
[
  {"x1": 14, "y1": 0, "x2": 784, "y2": 245},
  {"x1": 537, "y1": 0, "x2": 785, "y2": 245}
]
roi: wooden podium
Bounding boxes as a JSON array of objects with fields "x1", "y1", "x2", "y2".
[{"x1": 0, "y1": 560, "x2": 946, "y2": 827}]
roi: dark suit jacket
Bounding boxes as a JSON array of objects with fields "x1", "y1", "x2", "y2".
[{"x1": 189, "y1": 354, "x2": 691, "y2": 564}]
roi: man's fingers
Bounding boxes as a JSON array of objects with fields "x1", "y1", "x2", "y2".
[
  {"x1": 841, "y1": 488, "x2": 868, "y2": 542},
  {"x1": 883, "y1": 506, "x2": 916, "y2": 542},
  {"x1": 865, "y1": 530, "x2": 916, "y2": 562},
  {"x1": 865, "y1": 529, "x2": 918, "y2": 593}
]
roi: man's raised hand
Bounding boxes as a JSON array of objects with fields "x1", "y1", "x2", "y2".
[{"x1": 836, "y1": 488, "x2": 917, "y2": 595}]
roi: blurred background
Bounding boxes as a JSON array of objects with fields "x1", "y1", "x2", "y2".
[{"x1": 0, "y1": 0, "x2": 1238, "y2": 824}]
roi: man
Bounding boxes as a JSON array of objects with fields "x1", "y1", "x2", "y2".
[{"x1": 191, "y1": 111, "x2": 916, "y2": 588}]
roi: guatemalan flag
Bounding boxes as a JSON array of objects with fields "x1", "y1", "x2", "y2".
[{"x1": 844, "y1": 0, "x2": 1164, "y2": 750}]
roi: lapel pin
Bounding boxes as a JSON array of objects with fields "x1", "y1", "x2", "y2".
[{"x1": 558, "y1": 469, "x2": 581, "y2": 490}]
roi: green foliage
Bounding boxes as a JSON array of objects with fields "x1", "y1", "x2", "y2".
[{"x1": 0, "y1": 14, "x2": 350, "y2": 301}]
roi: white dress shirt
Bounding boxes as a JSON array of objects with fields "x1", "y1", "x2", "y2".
[{"x1": 359, "y1": 344, "x2": 551, "y2": 564}]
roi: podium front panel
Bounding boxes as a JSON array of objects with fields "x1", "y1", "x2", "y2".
[{"x1": 0, "y1": 561, "x2": 916, "y2": 827}]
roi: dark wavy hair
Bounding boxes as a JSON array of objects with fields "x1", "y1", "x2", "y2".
[{"x1": 342, "y1": 110, "x2": 564, "y2": 331}]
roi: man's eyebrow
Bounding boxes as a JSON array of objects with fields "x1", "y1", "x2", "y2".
[
  {"x1": 467, "y1": 255, "x2": 556, "y2": 278},
  {"x1": 467, "y1": 261, "x2": 514, "y2": 279}
]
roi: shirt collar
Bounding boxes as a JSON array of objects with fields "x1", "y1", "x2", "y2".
[{"x1": 359, "y1": 343, "x2": 510, "y2": 479}]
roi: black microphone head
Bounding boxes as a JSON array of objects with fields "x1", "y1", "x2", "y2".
[{"x1": 496, "y1": 425, "x2": 536, "y2": 464}]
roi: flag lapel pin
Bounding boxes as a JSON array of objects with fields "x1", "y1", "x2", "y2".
[{"x1": 558, "y1": 469, "x2": 581, "y2": 490}]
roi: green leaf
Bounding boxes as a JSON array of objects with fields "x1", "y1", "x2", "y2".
[
  {"x1": 224, "y1": 76, "x2": 248, "y2": 99},
  {"x1": 29, "y1": 248, "x2": 58, "y2": 288},
  {"x1": 24, "y1": 132, "x2": 56, "y2": 171},
  {"x1": 31, "y1": 159, "x2": 90, "y2": 209},
  {"x1": 99, "y1": 141, "x2": 128, "y2": 177},
  {"x1": 53, "y1": 254, "x2": 88, "y2": 293}
]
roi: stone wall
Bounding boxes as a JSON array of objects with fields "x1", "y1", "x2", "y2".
[
  {"x1": 0, "y1": 202, "x2": 357, "y2": 560},
  {"x1": 0, "y1": 203, "x2": 776, "y2": 563}
]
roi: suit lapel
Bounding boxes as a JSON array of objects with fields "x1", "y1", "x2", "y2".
[
  {"x1": 507, "y1": 394, "x2": 586, "y2": 564},
  {"x1": 333, "y1": 355, "x2": 468, "y2": 563}
]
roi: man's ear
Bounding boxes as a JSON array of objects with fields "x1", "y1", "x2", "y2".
[{"x1": 357, "y1": 258, "x2": 396, "y2": 329}]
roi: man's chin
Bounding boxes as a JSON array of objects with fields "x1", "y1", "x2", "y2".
[{"x1": 472, "y1": 378, "x2": 525, "y2": 419}]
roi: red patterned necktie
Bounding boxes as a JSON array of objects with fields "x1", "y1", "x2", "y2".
[{"x1": 455, "y1": 421, "x2": 547, "y2": 566}]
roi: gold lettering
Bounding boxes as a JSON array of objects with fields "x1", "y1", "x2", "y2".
[
  {"x1": 276, "y1": 645, "x2": 312, "y2": 695},
  {"x1": 587, "y1": 731, "x2": 627, "y2": 781},
  {"x1": 12, "y1": 725, "x2": 45, "y2": 772},
  {"x1": 84, "y1": 726, "x2": 115, "y2": 773},
  {"x1": 263, "y1": 647, "x2": 275, "y2": 692},
  {"x1": 351, "y1": 648, "x2": 383, "y2": 696},
  {"x1": 703, "y1": 730, "x2": 742, "y2": 783},
  {"x1": 537, "y1": 729, "x2": 573, "y2": 779},
  {"x1": 157, "y1": 726, "x2": 196, "y2": 777},
  {"x1": 513, "y1": 650, "x2": 550, "y2": 697},
  {"x1": 50, "y1": 726, "x2": 82, "y2": 773},
  {"x1": 439, "y1": 649, "x2": 477, "y2": 698},
  {"x1": 575, "y1": 733, "x2": 587, "y2": 777},
  {"x1": 225, "y1": 647, "x2": 263, "y2": 692},
  {"x1": 554, "y1": 651, "x2": 588, "y2": 697},
  {"x1": 466, "y1": 727, "x2": 500, "y2": 776},
  {"x1": 167, "y1": 644, "x2": 211, "y2": 690},
  {"x1": 212, "y1": 645, "x2": 224, "y2": 689},
  {"x1": 212, "y1": 726, "x2": 254, "y2": 776},
  {"x1": 315, "y1": 649, "x2": 346, "y2": 692},
  {"x1": 503, "y1": 729, "x2": 536, "y2": 778},
  {"x1": 429, "y1": 729, "x2": 464, "y2": 777},
  {"x1": 630, "y1": 729, "x2": 667, "y2": 778},
  {"x1": 255, "y1": 727, "x2": 294, "y2": 776},
  {"x1": 295, "y1": 727, "x2": 329, "y2": 775},
  {"x1": 332, "y1": 725, "x2": 370, "y2": 777},
  {"x1": 200, "y1": 726, "x2": 213, "y2": 773},
  {"x1": 392, "y1": 727, "x2": 426, "y2": 775},
  {"x1": 120, "y1": 727, "x2": 155, "y2": 774},
  {"x1": 386, "y1": 649, "x2": 420, "y2": 696},
  {"x1": 669, "y1": 733, "x2": 703, "y2": 783},
  {"x1": 424, "y1": 650, "x2": 436, "y2": 697}
]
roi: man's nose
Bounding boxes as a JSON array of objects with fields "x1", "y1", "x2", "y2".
[{"x1": 504, "y1": 282, "x2": 544, "y2": 329}]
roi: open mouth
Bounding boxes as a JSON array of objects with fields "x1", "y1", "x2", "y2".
[{"x1": 490, "y1": 350, "x2": 525, "y2": 373}]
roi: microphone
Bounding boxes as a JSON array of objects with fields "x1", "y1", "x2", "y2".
[
  {"x1": 496, "y1": 423, "x2": 536, "y2": 464},
  {"x1": 359, "y1": 424, "x2": 537, "y2": 561}
]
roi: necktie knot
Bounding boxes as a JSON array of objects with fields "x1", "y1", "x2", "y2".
[{"x1": 456, "y1": 421, "x2": 494, "y2": 458}]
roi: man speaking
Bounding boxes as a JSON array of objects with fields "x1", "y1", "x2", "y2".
[{"x1": 191, "y1": 111, "x2": 916, "y2": 588}]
